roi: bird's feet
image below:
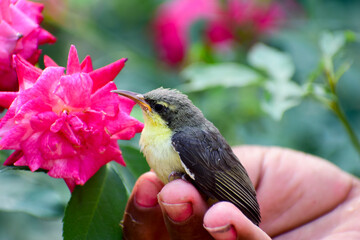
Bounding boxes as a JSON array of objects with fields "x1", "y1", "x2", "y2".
[{"x1": 168, "y1": 171, "x2": 187, "y2": 182}]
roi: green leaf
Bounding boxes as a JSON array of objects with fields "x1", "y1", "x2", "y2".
[
  {"x1": 246, "y1": 43, "x2": 302, "y2": 120},
  {"x1": 121, "y1": 145, "x2": 149, "y2": 179},
  {"x1": 0, "y1": 150, "x2": 11, "y2": 165},
  {"x1": 0, "y1": 170, "x2": 67, "y2": 218},
  {"x1": 262, "y1": 80, "x2": 304, "y2": 120},
  {"x1": 110, "y1": 162, "x2": 136, "y2": 197},
  {"x1": 180, "y1": 62, "x2": 262, "y2": 92},
  {"x1": 319, "y1": 31, "x2": 346, "y2": 58},
  {"x1": 248, "y1": 43, "x2": 295, "y2": 81},
  {"x1": 305, "y1": 82, "x2": 335, "y2": 107},
  {"x1": 63, "y1": 164, "x2": 129, "y2": 240},
  {"x1": 335, "y1": 61, "x2": 352, "y2": 83},
  {"x1": 344, "y1": 30, "x2": 357, "y2": 43}
]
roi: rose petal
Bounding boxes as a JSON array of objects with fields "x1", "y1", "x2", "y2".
[
  {"x1": 80, "y1": 55, "x2": 93, "y2": 73},
  {"x1": 43, "y1": 55, "x2": 58, "y2": 68},
  {"x1": 66, "y1": 45, "x2": 81, "y2": 75},
  {"x1": 89, "y1": 58, "x2": 126, "y2": 93},
  {"x1": 90, "y1": 82, "x2": 121, "y2": 116},
  {"x1": 54, "y1": 73, "x2": 92, "y2": 109},
  {"x1": 9, "y1": 3, "x2": 37, "y2": 36},
  {"x1": 0, "y1": 91, "x2": 17, "y2": 108},
  {"x1": 15, "y1": 0, "x2": 44, "y2": 24},
  {"x1": 13, "y1": 54, "x2": 42, "y2": 90},
  {"x1": 3, "y1": 150, "x2": 23, "y2": 166},
  {"x1": 18, "y1": 132, "x2": 44, "y2": 171},
  {"x1": 38, "y1": 28, "x2": 56, "y2": 44},
  {"x1": 40, "y1": 131, "x2": 77, "y2": 159},
  {"x1": 30, "y1": 111, "x2": 58, "y2": 131},
  {"x1": 0, "y1": 0, "x2": 56, "y2": 94}
]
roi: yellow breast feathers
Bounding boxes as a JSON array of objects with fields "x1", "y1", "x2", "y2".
[{"x1": 139, "y1": 111, "x2": 184, "y2": 183}]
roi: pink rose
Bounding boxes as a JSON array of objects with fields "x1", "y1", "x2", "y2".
[
  {"x1": 0, "y1": 0, "x2": 56, "y2": 92},
  {"x1": 153, "y1": 0, "x2": 285, "y2": 65},
  {"x1": 153, "y1": 0, "x2": 219, "y2": 65},
  {"x1": 0, "y1": 45, "x2": 144, "y2": 191}
]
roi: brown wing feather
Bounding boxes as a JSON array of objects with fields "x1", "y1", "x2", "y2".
[{"x1": 171, "y1": 126, "x2": 261, "y2": 225}]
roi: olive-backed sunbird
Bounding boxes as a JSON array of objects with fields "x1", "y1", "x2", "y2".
[{"x1": 113, "y1": 87, "x2": 261, "y2": 225}]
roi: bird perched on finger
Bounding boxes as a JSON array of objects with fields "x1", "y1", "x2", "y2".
[{"x1": 112, "y1": 87, "x2": 261, "y2": 226}]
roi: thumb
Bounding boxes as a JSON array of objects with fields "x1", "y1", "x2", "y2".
[{"x1": 204, "y1": 202, "x2": 271, "y2": 240}]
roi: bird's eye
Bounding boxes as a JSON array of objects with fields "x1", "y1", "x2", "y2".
[{"x1": 154, "y1": 103, "x2": 165, "y2": 112}]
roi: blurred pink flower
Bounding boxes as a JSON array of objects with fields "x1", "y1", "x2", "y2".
[
  {"x1": 0, "y1": 45, "x2": 144, "y2": 191},
  {"x1": 0, "y1": 0, "x2": 56, "y2": 92},
  {"x1": 153, "y1": 0, "x2": 285, "y2": 66},
  {"x1": 153, "y1": 0, "x2": 219, "y2": 65},
  {"x1": 226, "y1": 0, "x2": 284, "y2": 34}
]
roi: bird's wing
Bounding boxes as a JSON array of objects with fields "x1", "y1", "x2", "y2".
[{"x1": 171, "y1": 127, "x2": 261, "y2": 225}]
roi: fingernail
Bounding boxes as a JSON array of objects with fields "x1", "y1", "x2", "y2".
[
  {"x1": 204, "y1": 224, "x2": 237, "y2": 240},
  {"x1": 135, "y1": 179, "x2": 160, "y2": 207},
  {"x1": 160, "y1": 201, "x2": 193, "y2": 222}
]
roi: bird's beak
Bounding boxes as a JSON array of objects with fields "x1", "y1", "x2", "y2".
[{"x1": 111, "y1": 90, "x2": 152, "y2": 112}]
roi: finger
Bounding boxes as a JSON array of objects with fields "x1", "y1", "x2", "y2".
[
  {"x1": 158, "y1": 179, "x2": 213, "y2": 240},
  {"x1": 204, "y1": 202, "x2": 271, "y2": 240},
  {"x1": 233, "y1": 146, "x2": 354, "y2": 237},
  {"x1": 122, "y1": 172, "x2": 169, "y2": 240}
]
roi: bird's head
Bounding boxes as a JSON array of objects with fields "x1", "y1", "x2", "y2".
[{"x1": 112, "y1": 88, "x2": 205, "y2": 130}]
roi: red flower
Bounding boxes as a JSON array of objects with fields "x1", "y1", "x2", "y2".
[
  {"x1": 0, "y1": 45, "x2": 144, "y2": 191},
  {"x1": 227, "y1": 0, "x2": 284, "y2": 34},
  {"x1": 153, "y1": 0, "x2": 285, "y2": 66},
  {"x1": 0, "y1": 0, "x2": 56, "y2": 92},
  {"x1": 153, "y1": 0, "x2": 219, "y2": 65}
]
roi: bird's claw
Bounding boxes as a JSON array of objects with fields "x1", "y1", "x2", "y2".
[{"x1": 168, "y1": 171, "x2": 187, "y2": 182}]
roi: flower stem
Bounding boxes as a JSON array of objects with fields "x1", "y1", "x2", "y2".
[
  {"x1": 325, "y1": 63, "x2": 360, "y2": 157},
  {"x1": 330, "y1": 102, "x2": 360, "y2": 157}
]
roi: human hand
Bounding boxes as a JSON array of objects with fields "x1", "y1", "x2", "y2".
[{"x1": 122, "y1": 146, "x2": 360, "y2": 239}]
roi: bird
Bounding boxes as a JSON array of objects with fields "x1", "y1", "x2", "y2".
[{"x1": 112, "y1": 87, "x2": 261, "y2": 225}]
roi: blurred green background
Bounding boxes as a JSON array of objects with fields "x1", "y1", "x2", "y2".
[{"x1": 1, "y1": 0, "x2": 360, "y2": 239}]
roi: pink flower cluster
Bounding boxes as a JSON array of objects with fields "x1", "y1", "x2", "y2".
[
  {"x1": 153, "y1": 0, "x2": 284, "y2": 65},
  {"x1": 0, "y1": 0, "x2": 56, "y2": 92},
  {"x1": 0, "y1": 46, "x2": 144, "y2": 191}
]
